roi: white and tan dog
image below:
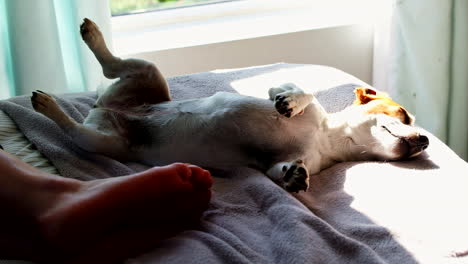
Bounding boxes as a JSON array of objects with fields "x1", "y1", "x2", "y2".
[{"x1": 31, "y1": 19, "x2": 429, "y2": 193}]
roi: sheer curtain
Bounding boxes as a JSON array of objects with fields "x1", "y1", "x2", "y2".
[
  {"x1": 0, "y1": 0, "x2": 112, "y2": 99},
  {"x1": 374, "y1": 0, "x2": 468, "y2": 160}
]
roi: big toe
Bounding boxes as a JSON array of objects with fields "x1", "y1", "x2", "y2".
[
  {"x1": 187, "y1": 165, "x2": 213, "y2": 191},
  {"x1": 165, "y1": 163, "x2": 193, "y2": 182}
]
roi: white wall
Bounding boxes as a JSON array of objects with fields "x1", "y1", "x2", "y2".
[{"x1": 123, "y1": 24, "x2": 374, "y2": 84}]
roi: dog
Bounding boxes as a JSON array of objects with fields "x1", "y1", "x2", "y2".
[{"x1": 31, "y1": 18, "x2": 429, "y2": 193}]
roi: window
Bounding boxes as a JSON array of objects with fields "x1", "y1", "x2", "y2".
[
  {"x1": 110, "y1": 0, "x2": 237, "y2": 16},
  {"x1": 111, "y1": 0, "x2": 379, "y2": 56}
]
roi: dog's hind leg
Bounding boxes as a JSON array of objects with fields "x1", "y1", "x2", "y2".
[
  {"x1": 31, "y1": 91, "x2": 129, "y2": 160},
  {"x1": 80, "y1": 18, "x2": 170, "y2": 106},
  {"x1": 266, "y1": 160, "x2": 309, "y2": 193}
]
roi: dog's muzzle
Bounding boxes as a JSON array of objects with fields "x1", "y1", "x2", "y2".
[{"x1": 402, "y1": 134, "x2": 429, "y2": 158}]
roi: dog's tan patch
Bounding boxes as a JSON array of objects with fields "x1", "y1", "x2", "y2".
[{"x1": 353, "y1": 87, "x2": 414, "y2": 125}]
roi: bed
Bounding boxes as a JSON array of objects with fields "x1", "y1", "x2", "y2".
[{"x1": 1, "y1": 63, "x2": 467, "y2": 264}]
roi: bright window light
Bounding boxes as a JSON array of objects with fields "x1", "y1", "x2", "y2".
[
  {"x1": 110, "y1": 0, "x2": 386, "y2": 56},
  {"x1": 110, "y1": 0, "x2": 240, "y2": 16}
]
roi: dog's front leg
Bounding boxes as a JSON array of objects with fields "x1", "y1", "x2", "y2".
[
  {"x1": 266, "y1": 160, "x2": 309, "y2": 193},
  {"x1": 268, "y1": 83, "x2": 313, "y2": 118}
]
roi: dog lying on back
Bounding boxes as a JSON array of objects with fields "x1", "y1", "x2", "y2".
[{"x1": 31, "y1": 19, "x2": 429, "y2": 193}]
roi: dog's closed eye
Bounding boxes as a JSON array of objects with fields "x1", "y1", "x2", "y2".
[{"x1": 381, "y1": 125, "x2": 397, "y2": 137}]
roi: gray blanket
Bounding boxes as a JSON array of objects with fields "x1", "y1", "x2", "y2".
[{"x1": 1, "y1": 64, "x2": 467, "y2": 264}]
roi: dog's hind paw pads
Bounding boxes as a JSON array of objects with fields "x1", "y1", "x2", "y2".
[
  {"x1": 282, "y1": 160, "x2": 309, "y2": 193},
  {"x1": 80, "y1": 18, "x2": 104, "y2": 49},
  {"x1": 274, "y1": 92, "x2": 312, "y2": 118}
]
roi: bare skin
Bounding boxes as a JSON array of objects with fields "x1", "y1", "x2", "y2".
[{"x1": 0, "y1": 149, "x2": 212, "y2": 263}]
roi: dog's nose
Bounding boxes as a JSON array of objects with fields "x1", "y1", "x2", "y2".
[
  {"x1": 403, "y1": 134, "x2": 429, "y2": 157},
  {"x1": 418, "y1": 135, "x2": 429, "y2": 149},
  {"x1": 408, "y1": 134, "x2": 429, "y2": 149}
]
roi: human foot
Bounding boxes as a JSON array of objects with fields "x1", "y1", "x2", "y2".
[{"x1": 38, "y1": 163, "x2": 212, "y2": 250}]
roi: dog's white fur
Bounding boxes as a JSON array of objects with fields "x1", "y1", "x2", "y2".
[{"x1": 31, "y1": 19, "x2": 429, "y2": 193}]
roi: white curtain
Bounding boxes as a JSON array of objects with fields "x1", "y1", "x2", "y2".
[
  {"x1": 374, "y1": 0, "x2": 468, "y2": 160},
  {"x1": 0, "y1": 0, "x2": 112, "y2": 99}
]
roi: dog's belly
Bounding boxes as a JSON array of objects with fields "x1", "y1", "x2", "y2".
[{"x1": 135, "y1": 92, "x2": 313, "y2": 169}]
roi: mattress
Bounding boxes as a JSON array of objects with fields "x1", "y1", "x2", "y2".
[
  {"x1": 0, "y1": 63, "x2": 467, "y2": 264},
  {"x1": 0, "y1": 110, "x2": 58, "y2": 175}
]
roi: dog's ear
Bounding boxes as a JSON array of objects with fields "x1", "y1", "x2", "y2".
[
  {"x1": 398, "y1": 107, "x2": 415, "y2": 125},
  {"x1": 354, "y1": 87, "x2": 416, "y2": 125},
  {"x1": 353, "y1": 87, "x2": 378, "y2": 105}
]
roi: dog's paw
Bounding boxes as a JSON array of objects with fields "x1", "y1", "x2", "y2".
[
  {"x1": 31, "y1": 91, "x2": 66, "y2": 122},
  {"x1": 281, "y1": 160, "x2": 309, "y2": 193},
  {"x1": 80, "y1": 18, "x2": 104, "y2": 49},
  {"x1": 274, "y1": 91, "x2": 313, "y2": 118}
]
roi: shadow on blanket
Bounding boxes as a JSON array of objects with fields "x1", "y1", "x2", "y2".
[{"x1": 389, "y1": 152, "x2": 439, "y2": 170}]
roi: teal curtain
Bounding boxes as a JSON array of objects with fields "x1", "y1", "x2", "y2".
[
  {"x1": 0, "y1": 0, "x2": 112, "y2": 99},
  {"x1": 390, "y1": 0, "x2": 468, "y2": 160}
]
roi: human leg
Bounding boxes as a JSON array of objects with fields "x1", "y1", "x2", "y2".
[{"x1": 0, "y1": 149, "x2": 212, "y2": 262}]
